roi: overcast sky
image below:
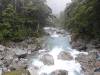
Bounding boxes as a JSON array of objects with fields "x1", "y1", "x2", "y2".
[{"x1": 47, "y1": 0, "x2": 72, "y2": 15}]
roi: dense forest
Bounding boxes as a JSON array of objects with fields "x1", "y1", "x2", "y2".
[
  {"x1": 64, "y1": 0, "x2": 100, "y2": 40},
  {"x1": 0, "y1": 0, "x2": 52, "y2": 42}
]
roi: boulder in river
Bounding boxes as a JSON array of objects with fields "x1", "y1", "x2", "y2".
[
  {"x1": 50, "y1": 70, "x2": 68, "y2": 75},
  {"x1": 40, "y1": 54, "x2": 54, "y2": 65},
  {"x1": 58, "y1": 51, "x2": 73, "y2": 60}
]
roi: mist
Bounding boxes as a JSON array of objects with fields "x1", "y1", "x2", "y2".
[{"x1": 47, "y1": 0, "x2": 72, "y2": 15}]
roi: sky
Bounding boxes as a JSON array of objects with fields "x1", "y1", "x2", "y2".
[{"x1": 47, "y1": 0, "x2": 72, "y2": 15}]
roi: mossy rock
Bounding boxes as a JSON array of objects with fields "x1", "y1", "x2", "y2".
[{"x1": 2, "y1": 69, "x2": 30, "y2": 75}]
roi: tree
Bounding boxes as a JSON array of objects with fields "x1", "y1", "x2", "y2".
[
  {"x1": 0, "y1": 0, "x2": 52, "y2": 42},
  {"x1": 64, "y1": 0, "x2": 100, "y2": 40}
]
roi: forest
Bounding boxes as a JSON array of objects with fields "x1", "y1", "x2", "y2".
[
  {"x1": 64, "y1": 0, "x2": 100, "y2": 41},
  {"x1": 0, "y1": 0, "x2": 52, "y2": 42}
]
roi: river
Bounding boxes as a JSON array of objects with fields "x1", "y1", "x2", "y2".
[{"x1": 28, "y1": 27, "x2": 88, "y2": 75}]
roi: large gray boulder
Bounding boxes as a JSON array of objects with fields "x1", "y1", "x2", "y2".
[
  {"x1": 75, "y1": 51, "x2": 96, "y2": 73},
  {"x1": 50, "y1": 70, "x2": 68, "y2": 75},
  {"x1": 40, "y1": 54, "x2": 54, "y2": 65},
  {"x1": 58, "y1": 51, "x2": 73, "y2": 60}
]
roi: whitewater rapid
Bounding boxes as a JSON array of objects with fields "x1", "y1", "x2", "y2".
[{"x1": 28, "y1": 27, "x2": 88, "y2": 75}]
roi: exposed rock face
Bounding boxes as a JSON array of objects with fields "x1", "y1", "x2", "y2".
[
  {"x1": 75, "y1": 51, "x2": 97, "y2": 74},
  {"x1": 0, "y1": 37, "x2": 42, "y2": 74},
  {"x1": 50, "y1": 70, "x2": 68, "y2": 75},
  {"x1": 40, "y1": 54, "x2": 54, "y2": 65},
  {"x1": 58, "y1": 51, "x2": 73, "y2": 60},
  {"x1": 71, "y1": 39, "x2": 87, "y2": 51}
]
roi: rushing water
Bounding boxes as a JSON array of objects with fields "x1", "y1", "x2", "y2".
[{"x1": 28, "y1": 27, "x2": 88, "y2": 75}]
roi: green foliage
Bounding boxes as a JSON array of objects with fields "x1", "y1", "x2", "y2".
[
  {"x1": 64, "y1": 0, "x2": 100, "y2": 39},
  {"x1": 0, "y1": 0, "x2": 52, "y2": 42}
]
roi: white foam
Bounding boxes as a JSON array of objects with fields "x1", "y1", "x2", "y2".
[
  {"x1": 28, "y1": 27, "x2": 86, "y2": 75},
  {"x1": 38, "y1": 47, "x2": 82, "y2": 75}
]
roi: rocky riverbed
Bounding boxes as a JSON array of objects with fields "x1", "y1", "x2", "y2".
[
  {"x1": 71, "y1": 35, "x2": 100, "y2": 74},
  {"x1": 0, "y1": 37, "x2": 44, "y2": 75},
  {"x1": 0, "y1": 27, "x2": 100, "y2": 75}
]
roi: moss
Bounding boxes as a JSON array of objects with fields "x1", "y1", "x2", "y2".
[{"x1": 3, "y1": 69, "x2": 30, "y2": 75}]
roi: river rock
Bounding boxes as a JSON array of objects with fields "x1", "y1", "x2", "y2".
[
  {"x1": 15, "y1": 49, "x2": 27, "y2": 59},
  {"x1": 10, "y1": 58, "x2": 28, "y2": 70},
  {"x1": 50, "y1": 70, "x2": 68, "y2": 75},
  {"x1": 71, "y1": 38, "x2": 87, "y2": 51},
  {"x1": 40, "y1": 54, "x2": 54, "y2": 65},
  {"x1": 75, "y1": 51, "x2": 96, "y2": 73},
  {"x1": 28, "y1": 66, "x2": 38, "y2": 75},
  {"x1": 58, "y1": 51, "x2": 73, "y2": 60},
  {"x1": 0, "y1": 45, "x2": 5, "y2": 52}
]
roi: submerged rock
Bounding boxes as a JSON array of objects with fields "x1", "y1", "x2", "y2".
[
  {"x1": 50, "y1": 70, "x2": 68, "y2": 75},
  {"x1": 40, "y1": 54, "x2": 54, "y2": 65},
  {"x1": 58, "y1": 51, "x2": 73, "y2": 60}
]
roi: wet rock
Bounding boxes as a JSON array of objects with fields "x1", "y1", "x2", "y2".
[
  {"x1": 50, "y1": 70, "x2": 68, "y2": 75},
  {"x1": 28, "y1": 66, "x2": 38, "y2": 75},
  {"x1": 58, "y1": 51, "x2": 73, "y2": 60},
  {"x1": 40, "y1": 54, "x2": 54, "y2": 65}
]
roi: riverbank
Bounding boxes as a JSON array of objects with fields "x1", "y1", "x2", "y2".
[
  {"x1": 0, "y1": 37, "x2": 45, "y2": 75},
  {"x1": 70, "y1": 34, "x2": 100, "y2": 74}
]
